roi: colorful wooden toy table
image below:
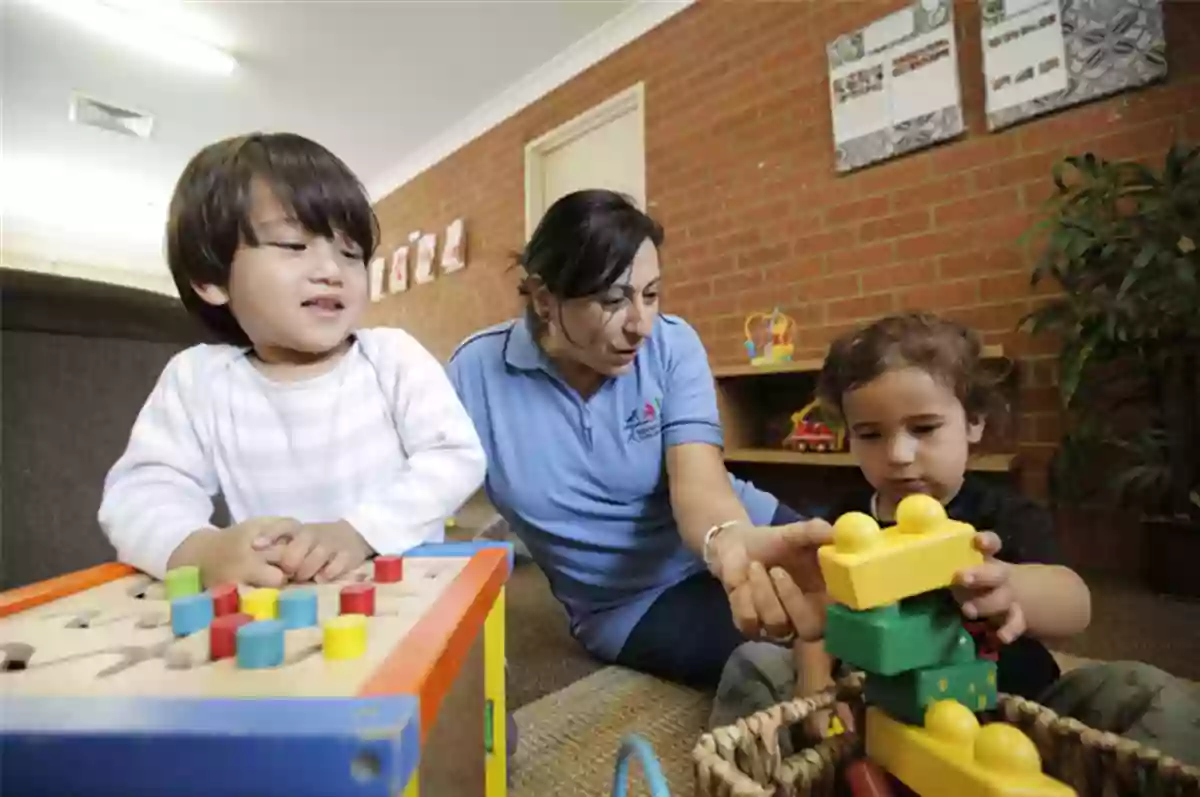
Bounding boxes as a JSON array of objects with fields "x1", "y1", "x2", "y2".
[{"x1": 0, "y1": 541, "x2": 511, "y2": 797}]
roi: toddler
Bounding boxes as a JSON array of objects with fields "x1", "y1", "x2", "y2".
[
  {"x1": 99, "y1": 132, "x2": 486, "y2": 588},
  {"x1": 711, "y1": 312, "x2": 1198, "y2": 765}
]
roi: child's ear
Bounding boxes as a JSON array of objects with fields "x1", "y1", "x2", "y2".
[
  {"x1": 528, "y1": 280, "x2": 554, "y2": 323},
  {"x1": 192, "y1": 282, "x2": 229, "y2": 307},
  {"x1": 967, "y1": 416, "x2": 985, "y2": 444}
]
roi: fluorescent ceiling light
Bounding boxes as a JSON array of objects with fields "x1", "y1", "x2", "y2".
[{"x1": 26, "y1": 0, "x2": 237, "y2": 76}]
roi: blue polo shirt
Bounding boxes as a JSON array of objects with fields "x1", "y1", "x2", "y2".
[{"x1": 447, "y1": 313, "x2": 781, "y2": 662}]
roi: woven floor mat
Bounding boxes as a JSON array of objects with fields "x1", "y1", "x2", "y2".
[{"x1": 511, "y1": 666, "x2": 713, "y2": 796}]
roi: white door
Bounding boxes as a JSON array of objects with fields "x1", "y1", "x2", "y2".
[{"x1": 524, "y1": 83, "x2": 646, "y2": 239}]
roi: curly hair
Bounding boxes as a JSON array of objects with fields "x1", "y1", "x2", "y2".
[{"x1": 816, "y1": 312, "x2": 1008, "y2": 426}]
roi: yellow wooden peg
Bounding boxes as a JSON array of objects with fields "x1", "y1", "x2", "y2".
[{"x1": 240, "y1": 588, "x2": 279, "y2": 621}]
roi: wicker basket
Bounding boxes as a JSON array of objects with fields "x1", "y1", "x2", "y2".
[{"x1": 693, "y1": 673, "x2": 1200, "y2": 797}]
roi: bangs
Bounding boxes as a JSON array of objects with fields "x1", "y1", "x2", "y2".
[{"x1": 232, "y1": 135, "x2": 379, "y2": 260}]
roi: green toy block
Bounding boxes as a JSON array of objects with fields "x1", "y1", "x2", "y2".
[
  {"x1": 865, "y1": 658, "x2": 998, "y2": 725},
  {"x1": 824, "y1": 592, "x2": 974, "y2": 676}
]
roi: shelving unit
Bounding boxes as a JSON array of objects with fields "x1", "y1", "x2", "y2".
[{"x1": 714, "y1": 344, "x2": 1018, "y2": 474}]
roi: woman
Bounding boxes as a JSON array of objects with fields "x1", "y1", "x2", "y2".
[{"x1": 447, "y1": 190, "x2": 831, "y2": 689}]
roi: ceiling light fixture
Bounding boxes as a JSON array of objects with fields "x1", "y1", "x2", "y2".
[{"x1": 26, "y1": 0, "x2": 237, "y2": 76}]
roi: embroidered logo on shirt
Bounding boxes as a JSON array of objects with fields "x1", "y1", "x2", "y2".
[{"x1": 624, "y1": 397, "x2": 662, "y2": 442}]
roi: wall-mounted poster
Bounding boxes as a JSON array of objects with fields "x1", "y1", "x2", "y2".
[
  {"x1": 368, "y1": 257, "x2": 385, "y2": 302},
  {"x1": 388, "y1": 245, "x2": 409, "y2": 294},
  {"x1": 441, "y1": 218, "x2": 466, "y2": 274},
  {"x1": 981, "y1": 0, "x2": 1166, "y2": 132},
  {"x1": 413, "y1": 233, "x2": 437, "y2": 285},
  {"x1": 828, "y1": 0, "x2": 964, "y2": 173}
]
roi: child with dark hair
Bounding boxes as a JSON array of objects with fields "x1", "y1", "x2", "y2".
[
  {"x1": 712, "y1": 312, "x2": 1199, "y2": 765},
  {"x1": 99, "y1": 132, "x2": 486, "y2": 588}
]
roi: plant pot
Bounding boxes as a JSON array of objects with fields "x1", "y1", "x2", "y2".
[{"x1": 1144, "y1": 517, "x2": 1200, "y2": 600}]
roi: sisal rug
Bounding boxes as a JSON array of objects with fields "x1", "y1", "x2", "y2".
[{"x1": 511, "y1": 666, "x2": 712, "y2": 796}]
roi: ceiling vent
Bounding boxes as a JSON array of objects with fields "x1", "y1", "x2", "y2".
[{"x1": 69, "y1": 93, "x2": 154, "y2": 139}]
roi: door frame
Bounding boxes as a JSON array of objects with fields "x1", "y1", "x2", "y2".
[{"x1": 523, "y1": 82, "x2": 646, "y2": 241}]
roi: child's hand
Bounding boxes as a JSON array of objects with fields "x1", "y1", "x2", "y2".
[
  {"x1": 170, "y1": 517, "x2": 299, "y2": 589},
  {"x1": 255, "y1": 520, "x2": 373, "y2": 583},
  {"x1": 952, "y1": 532, "x2": 1026, "y2": 644}
]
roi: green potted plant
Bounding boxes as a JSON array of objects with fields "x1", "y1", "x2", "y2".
[{"x1": 1021, "y1": 141, "x2": 1199, "y2": 599}]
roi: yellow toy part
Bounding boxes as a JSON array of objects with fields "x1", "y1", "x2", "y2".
[
  {"x1": 865, "y1": 701, "x2": 1076, "y2": 797},
  {"x1": 240, "y1": 588, "x2": 279, "y2": 621},
  {"x1": 322, "y1": 613, "x2": 368, "y2": 660},
  {"x1": 818, "y1": 494, "x2": 983, "y2": 610}
]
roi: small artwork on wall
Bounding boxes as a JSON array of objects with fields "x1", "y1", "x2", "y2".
[
  {"x1": 388, "y1": 245, "x2": 409, "y2": 294},
  {"x1": 827, "y1": 0, "x2": 965, "y2": 173},
  {"x1": 368, "y1": 257, "x2": 385, "y2": 302},
  {"x1": 414, "y1": 233, "x2": 438, "y2": 285},
  {"x1": 980, "y1": 0, "x2": 1167, "y2": 132},
  {"x1": 441, "y1": 218, "x2": 466, "y2": 274}
]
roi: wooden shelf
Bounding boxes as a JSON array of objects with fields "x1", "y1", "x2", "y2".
[
  {"x1": 712, "y1": 345, "x2": 1006, "y2": 379},
  {"x1": 724, "y1": 448, "x2": 1017, "y2": 473}
]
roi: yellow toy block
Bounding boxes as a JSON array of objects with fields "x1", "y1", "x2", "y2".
[
  {"x1": 818, "y1": 494, "x2": 983, "y2": 610},
  {"x1": 866, "y1": 701, "x2": 1076, "y2": 797}
]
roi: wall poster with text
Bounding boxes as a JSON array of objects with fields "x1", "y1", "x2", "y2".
[
  {"x1": 981, "y1": 0, "x2": 1167, "y2": 132},
  {"x1": 828, "y1": 0, "x2": 965, "y2": 173}
]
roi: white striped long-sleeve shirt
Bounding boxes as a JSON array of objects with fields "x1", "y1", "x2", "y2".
[{"x1": 98, "y1": 328, "x2": 487, "y2": 579}]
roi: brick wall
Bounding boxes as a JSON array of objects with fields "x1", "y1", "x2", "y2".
[{"x1": 367, "y1": 0, "x2": 1199, "y2": 563}]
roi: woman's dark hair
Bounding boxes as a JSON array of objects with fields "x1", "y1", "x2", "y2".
[
  {"x1": 816, "y1": 312, "x2": 1008, "y2": 427},
  {"x1": 165, "y1": 132, "x2": 379, "y2": 346},
  {"x1": 517, "y1": 189, "x2": 664, "y2": 333}
]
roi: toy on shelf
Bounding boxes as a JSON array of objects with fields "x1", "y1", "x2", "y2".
[
  {"x1": 783, "y1": 399, "x2": 845, "y2": 453},
  {"x1": 743, "y1": 308, "x2": 795, "y2": 365},
  {"x1": 818, "y1": 494, "x2": 1077, "y2": 797}
]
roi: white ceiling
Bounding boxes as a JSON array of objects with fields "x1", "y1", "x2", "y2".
[{"x1": 1, "y1": 0, "x2": 649, "y2": 291}]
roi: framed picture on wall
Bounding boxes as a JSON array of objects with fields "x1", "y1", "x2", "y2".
[
  {"x1": 828, "y1": 0, "x2": 965, "y2": 173},
  {"x1": 414, "y1": 233, "x2": 437, "y2": 285},
  {"x1": 368, "y1": 257, "x2": 385, "y2": 302},
  {"x1": 980, "y1": 0, "x2": 1167, "y2": 131},
  {"x1": 441, "y1": 218, "x2": 466, "y2": 274},
  {"x1": 388, "y1": 245, "x2": 409, "y2": 294}
]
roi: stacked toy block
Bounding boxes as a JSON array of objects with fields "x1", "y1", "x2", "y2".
[
  {"x1": 818, "y1": 495, "x2": 1075, "y2": 797},
  {"x1": 163, "y1": 554, "x2": 404, "y2": 669}
]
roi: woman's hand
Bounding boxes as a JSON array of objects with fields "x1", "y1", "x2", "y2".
[{"x1": 711, "y1": 520, "x2": 834, "y2": 641}]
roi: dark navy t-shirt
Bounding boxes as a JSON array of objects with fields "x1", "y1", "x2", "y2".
[{"x1": 817, "y1": 475, "x2": 1064, "y2": 700}]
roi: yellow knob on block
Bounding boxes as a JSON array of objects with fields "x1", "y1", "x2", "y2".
[
  {"x1": 323, "y1": 614, "x2": 367, "y2": 660},
  {"x1": 241, "y1": 588, "x2": 279, "y2": 621}
]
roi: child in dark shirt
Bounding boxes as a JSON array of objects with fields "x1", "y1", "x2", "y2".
[{"x1": 710, "y1": 312, "x2": 1199, "y2": 766}]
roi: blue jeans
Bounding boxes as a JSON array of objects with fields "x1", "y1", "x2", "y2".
[{"x1": 613, "y1": 502, "x2": 805, "y2": 689}]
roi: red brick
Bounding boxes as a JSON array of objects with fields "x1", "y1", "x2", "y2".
[
  {"x1": 893, "y1": 174, "x2": 970, "y2": 209},
  {"x1": 859, "y1": 210, "x2": 931, "y2": 243},
  {"x1": 736, "y1": 242, "x2": 791, "y2": 270},
  {"x1": 934, "y1": 189, "x2": 1021, "y2": 228},
  {"x1": 798, "y1": 273, "x2": 859, "y2": 301},
  {"x1": 899, "y1": 279, "x2": 980, "y2": 311},
  {"x1": 791, "y1": 229, "x2": 856, "y2": 256},
  {"x1": 1186, "y1": 109, "x2": 1200, "y2": 140},
  {"x1": 939, "y1": 247, "x2": 1025, "y2": 280},
  {"x1": 824, "y1": 196, "x2": 891, "y2": 227},
  {"x1": 861, "y1": 260, "x2": 937, "y2": 294},
  {"x1": 764, "y1": 256, "x2": 824, "y2": 284},
  {"x1": 714, "y1": 269, "x2": 763, "y2": 296},
  {"x1": 1017, "y1": 104, "x2": 1122, "y2": 153},
  {"x1": 931, "y1": 134, "x2": 1019, "y2": 174},
  {"x1": 944, "y1": 303, "x2": 1028, "y2": 334},
  {"x1": 852, "y1": 156, "x2": 933, "y2": 197},
  {"x1": 826, "y1": 242, "x2": 895, "y2": 274},
  {"x1": 827, "y1": 292, "x2": 896, "y2": 322},
  {"x1": 666, "y1": 279, "x2": 713, "y2": 304}
]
